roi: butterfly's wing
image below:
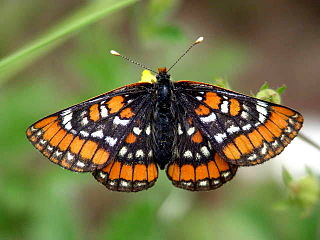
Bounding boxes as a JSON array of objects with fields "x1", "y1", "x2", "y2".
[
  {"x1": 26, "y1": 82, "x2": 156, "y2": 175},
  {"x1": 174, "y1": 81, "x2": 303, "y2": 166},
  {"x1": 166, "y1": 103, "x2": 238, "y2": 191},
  {"x1": 93, "y1": 105, "x2": 158, "y2": 192}
]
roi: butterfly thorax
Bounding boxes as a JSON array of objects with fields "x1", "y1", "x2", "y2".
[{"x1": 152, "y1": 68, "x2": 177, "y2": 170}]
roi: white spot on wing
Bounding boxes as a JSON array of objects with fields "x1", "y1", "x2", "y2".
[
  {"x1": 133, "y1": 127, "x2": 142, "y2": 135},
  {"x1": 257, "y1": 100, "x2": 268, "y2": 107},
  {"x1": 241, "y1": 111, "x2": 250, "y2": 120},
  {"x1": 148, "y1": 150, "x2": 153, "y2": 157},
  {"x1": 187, "y1": 127, "x2": 195, "y2": 135},
  {"x1": 113, "y1": 116, "x2": 130, "y2": 126},
  {"x1": 221, "y1": 101, "x2": 229, "y2": 113},
  {"x1": 227, "y1": 125, "x2": 240, "y2": 134},
  {"x1": 80, "y1": 131, "x2": 89, "y2": 137},
  {"x1": 61, "y1": 109, "x2": 72, "y2": 116},
  {"x1": 214, "y1": 133, "x2": 227, "y2": 143},
  {"x1": 196, "y1": 96, "x2": 202, "y2": 101},
  {"x1": 242, "y1": 124, "x2": 252, "y2": 131},
  {"x1": 248, "y1": 154, "x2": 257, "y2": 160},
  {"x1": 76, "y1": 161, "x2": 85, "y2": 168},
  {"x1": 62, "y1": 113, "x2": 73, "y2": 125},
  {"x1": 201, "y1": 146, "x2": 210, "y2": 157},
  {"x1": 272, "y1": 140, "x2": 279, "y2": 147},
  {"x1": 100, "y1": 105, "x2": 108, "y2": 118},
  {"x1": 91, "y1": 130, "x2": 104, "y2": 138},
  {"x1": 178, "y1": 124, "x2": 183, "y2": 135},
  {"x1": 120, "y1": 180, "x2": 129, "y2": 187},
  {"x1": 200, "y1": 113, "x2": 216, "y2": 123},
  {"x1": 198, "y1": 180, "x2": 209, "y2": 186},
  {"x1": 285, "y1": 126, "x2": 292, "y2": 133},
  {"x1": 261, "y1": 143, "x2": 268, "y2": 155},
  {"x1": 105, "y1": 136, "x2": 117, "y2": 146},
  {"x1": 82, "y1": 117, "x2": 89, "y2": 126},
  {"x1": 183, "y1": 150, "x2": 193, "y2": 158},
  {"x1": 67, "y1": 152, "x2": 74, "y2": 161},
  {"x1": 222, "y1": 172, "x2": 231, "y2": 178},
  {"x1": 54, "y1": 150, "x2": 62, "y2": 157},
  {"x1": 99, "y1": 172, "x2": 107, "y2": 178},
  {"x1": 119, "y1": 146, "x2": 127, "y2": 157},
  {"x1": 256, "y1": 104, "x2": 268, "y2": 123},
  {"x1": 145, "y1": 125, "x2": 151, "y2": 135},
  {"x1": 136, "y1": 150, "x2": 144, "y2": 158},
  {"x1": 65, "y1": 122, "x2": 72, "y2": 130}
]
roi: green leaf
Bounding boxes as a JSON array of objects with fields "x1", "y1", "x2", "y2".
[
  {"x1": 282, "y1": 167, "x2": 293, "y2": 187},
  {"x1": 276, "y1": 85, "x2": 287, "y2": 95},
  {"x1": 0, "y1": 0, "x2": 139, "y2": 84},
  {"x1": 259, "y1": 82, "x2": 269, "y2": 91},
  {"x1": 212, "y1": 77, "x2": 231, "y2": 89}
]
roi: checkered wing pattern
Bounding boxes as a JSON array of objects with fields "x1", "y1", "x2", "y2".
[
  {"x1": 166, "y1": 104, "x2": 238, "y2": 191},
  {"x1": 26, "y1": 82, "x2": 154, "y2": 174},
  {"x1": 175, "y1": 81, "x2": 304, "y2": 166},
  {"x1": 93, "y1": 107, "x2": 159, "y2": 192}
]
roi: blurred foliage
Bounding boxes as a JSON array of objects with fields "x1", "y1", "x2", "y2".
[
  {"x1": 277, "y1": 168, "x2": 320, "y2": 217},
  {"x1": 255, "y1": 82, "x2": 287, "y2": 105},
  {"x1": 0, "y1": 0, "x2": 138, "y2": 84},
  {"x1": 1, "y1": 0, "x2": 319, "y2": 240}
]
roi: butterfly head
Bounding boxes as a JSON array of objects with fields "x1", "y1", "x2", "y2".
[{"x1": 156, "y1": 67, "x2": 171, "y2": 83}]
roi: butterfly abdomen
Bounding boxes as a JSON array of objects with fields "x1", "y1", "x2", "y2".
[{"x1": 152, "y1": 71, "x2": 177, "y2": 169}]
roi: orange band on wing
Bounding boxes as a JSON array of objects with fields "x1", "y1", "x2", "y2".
[
  {"x1": 195, "y1": 165, "x2": 209, "y2": 180},
  {"x1": 272, "y1": 106, "x2": 295, "y2": 116},
  {"x1": 125, "y1": 133, "x2": 137, "y2": 143},
  {"x1": 42, "y1": 122, "x2": 61, "y2": 141},
  {"x1": 133, "y1": 164, "x2": 147, "y2": 181},
  {"x1": 207, "y1": 161, "x2": 220, "y2": 178},
  {"x1": 234, "y1": 134, "x2": 254, "y2": 155},
  {"x1": 106, "y1": 96, "x2": 125, "y2": 113},
  {"x1": 147, "y1": 164, "x2": 157, "y2": 182},
  {"x1": 120, "y1": 164, "x2": 133, "y2": 181},
  {"x1": 204, "y1": 92, "x2": 221, "y2": 109},
  {"x1": 191, "y1": 130, "x2": 203, "y2": 143},
  {"x1": 34, "y1": 116, "x2": 58, "y2": 129},
  {"x1": 229, "y1": 98, "x2": 241, "y2": 116},
  {"x1": 247, "y1": 130, "x2": 264, "y2": 147},
  {"x1": 58, "y1": 133, "x2": 74, "y2": 151},
  {"x1": 167, "y1": 163, "x2": 180, "y2": 181},
  {"x1": 89, "y1": 104, "x2": 100, "y2": 121},
  {"x1": 50, "y1": 128, "x2": 67, "y2": 146},
  {"x1": 109, "y1": 161, "x2": 122, "y2": 180},
  {"x1": 195, "y1": 105, "x2": 210, "y2": 115},
  {"x1": 69, "y1": 136, "x2": 85, "y2": 154},
  {"x1": 80, "y1": 140, "x2": 98, "y2": 160},
  {"x1": 120, "y1": 108, "x2": 135, "y2": 118},
  {"x1": 223, "y1": 143, "x2": 241, "y2": 160},
  {"x1": 214, "y1": 154, "x2": 230, "y2": 171},
  {"x1": 92, "y1": 148, "x2": 110, "y2": 165},
  {"x1": 180, "y1": 164, "x2": 195, "y2": 181}
]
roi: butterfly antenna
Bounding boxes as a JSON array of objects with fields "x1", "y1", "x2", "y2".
[
  {"x1": 167, "y1": 36, "x2": 204, "y2": 72},
  {"x1": 110, "y1": 50, "x2": 158, "y2": 74}
]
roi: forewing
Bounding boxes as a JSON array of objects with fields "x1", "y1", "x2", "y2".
[
  {"x1": 26, "y1": 82, "x2": 154, "y2": 172},
  {"x1": 93, "y1": 107, "x2": 158, "y2": 192},
  {"x1": 175, "y1": 81, "x2": 304, "y2": 166},
  {"x1": 166, "y1": 104, "x2": 237, "y2": 191}
]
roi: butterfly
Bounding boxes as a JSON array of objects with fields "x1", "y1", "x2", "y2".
[{"x1": 26, "y1": 37, "x2": 304, "y2": 192}]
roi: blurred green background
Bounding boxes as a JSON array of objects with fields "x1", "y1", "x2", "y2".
[{"x1": 1, "y1": 0, "x2": 320, "y2": 239}]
